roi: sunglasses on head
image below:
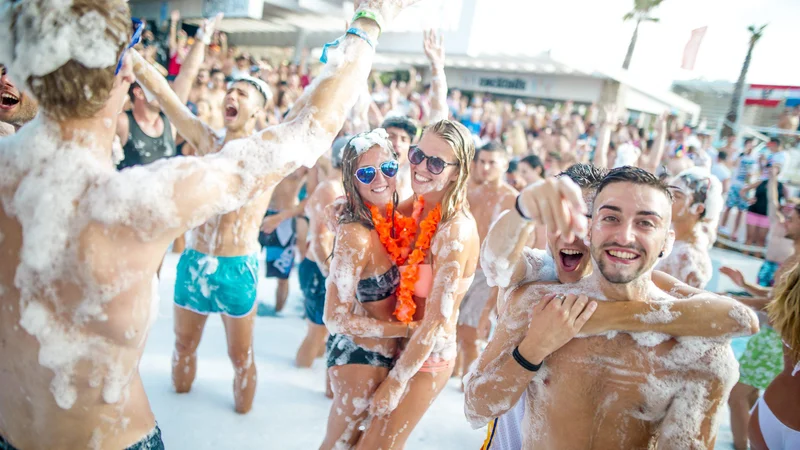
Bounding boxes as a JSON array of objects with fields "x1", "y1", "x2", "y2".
[
  {"x1": 115, "y1": 18, "x2": 144, "y2": 76},
  {"x1": 408, "y1": 145, "x2": 458, "y2": 175},
  {"x1": 355, "y1": 160, "x2": 399, "y2": 185}
]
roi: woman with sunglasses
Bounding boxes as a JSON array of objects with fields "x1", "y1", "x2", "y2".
[
  {"x1": 321, "y1": 129, "x2": 414, "y2": 449},
  {"x1": 356, "y1": 120, "x2": 480, "y2": 449}
]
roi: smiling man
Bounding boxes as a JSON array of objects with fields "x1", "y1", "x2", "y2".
[
  {"x1": 468, "y1": 166, "x2": 753, "y2": 449},
  {"x1": 0, "y1": 65, "x2": 38, "y2": 135}
]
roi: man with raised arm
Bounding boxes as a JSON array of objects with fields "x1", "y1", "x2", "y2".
[
  {"x1": 467, "y1": 167, "x2": 756, "y2": 449},
  {"x1": 0, "y1": 0, "x2": 417, "y2": 447}
]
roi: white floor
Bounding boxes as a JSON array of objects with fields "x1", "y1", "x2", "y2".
[{"x1": 143, "y1": 248, "x2": 766, "y2": 449}]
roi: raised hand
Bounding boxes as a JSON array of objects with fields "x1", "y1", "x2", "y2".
[
  {"x1": 719, "y1": 266, "x2": 746, "y2": 288},
  {"x1": 517, "y1": 177, "x2": 588, "y2": 242},
  {"x1": 196, "y1": 13, "x2": 224, "y2": 44},
  {"x1": 170, "y1": 10, "x2": 181, "y2": 23},
  {"x1": 354, "y1": 0, "x2": 423, "y2": 26},
  {"x1": 602, "y1": 103, "x2": 618, "y2": 125},
  {"x1": 423, "y1": 29, "x2": 444, "y2": 68}
]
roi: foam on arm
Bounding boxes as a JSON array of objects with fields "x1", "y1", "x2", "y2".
[
  {"x1": 480, "y1": 209, "x2": 536, "y2": 289},
  {"x1": 131, "y1": 50, "x2": 218, "y2": 155},
  {"x1": 387, "y1": 220, "x2": 474, "y2": 388},
  {"x1": 463, "y1": 282, "x2": 548, "y2": 428},
  {"x1": 323, "y1": 224, "x2": 410, "y2": 338}
]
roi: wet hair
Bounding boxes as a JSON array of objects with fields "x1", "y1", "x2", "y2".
[
  {"x1": 382, "y1": 115, "x2": 419, "y2": 141},
  {"x1": 676, "y1": 171, "x2": 714, "y2": 219},
  {"x1": 127, "y1": 82, "x2": 138, "y2": 103},
  {"x1": 596, "y1": 166, "x2": 674, "y2": 202},
  {"x1": 718, "y1": 151, "x2": 728, "y2": 162},
  {"x1": 520, "y1": 154, "x2": 544, "y2": 178},
  {"x1": 11, "y1": 0, "x2": 130, "y2": 120},
  {"x1": 330, "y1": 135, "x2": 350, "y2": 170},
  {"x1": 339, "y1": 133, "x2": 399, "y2": 229},
  {"x1": 476, "y1": 141, "x2": 508, "y2": 159},
  {"x1": 232, "y1": 76, "x2": 272, "y2": 107},
  {"x1": 210, "y1": 68, "x2": 224, "y2": 78},
  {"x1": 423, "y1": 120, "x2": 475, "y2": 222},
  {"x1": 768, "y1": 261, "x2": 800, "y2": 365},
  {"x1": 557, "y1": 163, "x2": 607, "y2": 189},
  {"x1": 507, "y1": 159, "x2": 519, "y2": 174}
]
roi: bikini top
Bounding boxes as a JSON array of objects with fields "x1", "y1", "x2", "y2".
[
  {"x1": 357, "y1": 266, "x2": 401, "y2": 303},
  {"x1": 398, "y1": 264, "x2": 475, "y2": 299}
]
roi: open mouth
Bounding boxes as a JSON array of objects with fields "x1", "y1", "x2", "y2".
[
  {"x1": 413, "y1": 172, "x2": 431, "y2": 183},
  {"x1": 0, "y1": 92, "x2": 19, "y2": 110},
  {"x1": 371, "y1": 186, "x2": 388, "y2": 194},
  {"x1": 605, "y1": 249, "x2": 641, "y2": 264},
  {"x1": 558, "y1": 249, "x2": 584, "y2": 272},
  {"x1": 224, "y1": 105, "x2": 238, "y2": 121}
]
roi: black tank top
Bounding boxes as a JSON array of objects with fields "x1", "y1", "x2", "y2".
[{"x1": 117, "y1": 110, "x2": 176, "y2": 170}]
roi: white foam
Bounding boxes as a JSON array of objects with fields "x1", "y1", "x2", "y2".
[{"x1": 6, "y1": 1, "x2": 123, "y2": 89}]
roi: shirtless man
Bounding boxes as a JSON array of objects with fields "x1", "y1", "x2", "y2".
[
  {"x1": 467, "y1": 167, "x2": 753, "y2": 449},
  {"x1": 455, "y1": 141, "x2": 517, "y2": 379},
  {"x1": 257, "y1": 167, "x2": 308, "y2": 315},
  {"x1": 295, "y1": 136, "x2": 347, "y2": 368},
  {"x1": 207, "y1": 68, "x2": 227, "y2": 130},
  {"x1": 0, "y1": 64, "x2": 38, "y2": 136},
  {"x1": 0, "y1": 0, "x2": 409, "y2": 446},
  {"x1": 656, "y1": 167, "x2": 723, "y2": 288},
  {"x1": 474, "y1": 164, "x2": 758, "y2": 450}
]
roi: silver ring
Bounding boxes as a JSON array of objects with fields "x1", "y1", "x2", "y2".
[{"x1": 555, "y1": 294, "x2": 566, "y2": 302}]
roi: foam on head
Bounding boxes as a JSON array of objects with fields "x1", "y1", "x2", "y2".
[{"x1": 348, "y1": 128, "x2": 391, "y2": 156}]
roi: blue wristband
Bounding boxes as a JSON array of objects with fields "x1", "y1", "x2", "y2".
[
  {"x1": 346, "y1": 27, "x2": 375, "y2": 48},
  {"x1": 319, "y1": 28, "x2": 375, "y2": 64}
]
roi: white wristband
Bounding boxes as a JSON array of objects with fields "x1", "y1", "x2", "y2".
[{"x1": 195, "y1": 28, "x2": 212, "y2": 45}]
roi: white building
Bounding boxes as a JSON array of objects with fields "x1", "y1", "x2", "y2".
[{"x1": 130, "y1": 0, "x2": 700, "y2": 121}]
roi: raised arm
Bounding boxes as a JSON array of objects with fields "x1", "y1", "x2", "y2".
[
  {"x1": 172, "y1": 15, "x2": 223, "y2": 108},
  {"x1": 98, "y1": 2, "x2": 417, "y2": 246},
  {"x1": 720, "y1": 266, "x2": 771, "y2": 298},
  {"x1": 370, "y1": 218, "x2": 478, "y2": 416},
  {"x1": 640, "y1": 113, "x2": 667, "y2": 174},
  {"x1": 131, "y1": 50, "x2": 219, "y2": 154},
  {"x1": 323, "y1": 224, "x2": 412, "y2": 338},
  {"x1": 168, "y1": 10, "x2": 180, "y2": 57},
  {"x1": 422, "y1": 30, "x2": 448, "y2": 123},
  {"x1": 463, "y1": 287, "x2": 595, "y2": 427},
  {"x1": 481, "y1": 177, "x2": 586, "y2": 289},
  {"x1": 592, "y1": 104, "x2": 615, "y2": 169}
]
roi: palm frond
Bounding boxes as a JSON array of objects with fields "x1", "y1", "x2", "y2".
[{"x1": 623, "y1": 11, "x2": 636, "y2": 21}]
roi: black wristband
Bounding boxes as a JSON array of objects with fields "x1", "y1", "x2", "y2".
[
  {"x1": 515, "y1": 195, "x2": 531, "y2": 220},
  {"x1": 512, "y1": 346, "x2": 543, "y2": 372}
]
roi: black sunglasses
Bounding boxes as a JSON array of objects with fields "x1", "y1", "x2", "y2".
[{"x1": 408, "y1": 146, "x2": 458, "y2": 175}]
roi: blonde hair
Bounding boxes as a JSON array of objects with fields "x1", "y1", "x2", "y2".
[
  {"x1": 11, "y1": 0, "x2": 130, "y2": 120},
  {"x1": 768, "y1": 262, "x2": 800, "y2": 364},
  {"x1": 422, "y1": 120, "x2": 474, "y2": 223}
]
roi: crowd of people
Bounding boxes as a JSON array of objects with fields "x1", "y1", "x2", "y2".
[{"x1": 0, "y1": 0, "x2": 798, "y2": 449}]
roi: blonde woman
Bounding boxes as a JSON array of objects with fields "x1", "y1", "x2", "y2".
[
  {"x1": 358, "y1": 120, "x2": 479, "y2": 449},
  {"x1": 749, "y1": 262, "x2": 800, "y2": 449}
]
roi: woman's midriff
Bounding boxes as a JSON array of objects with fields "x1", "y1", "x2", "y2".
[{"x1": 351, "y1": 296, "x2": 400, "y2": 357}]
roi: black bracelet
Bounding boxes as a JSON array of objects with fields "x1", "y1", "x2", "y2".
[
  {"x1": 512, "y1": 346, "x2": 543, "y2": 372},
  {"x1": 515, "y1": 195, "x2": 531, "y2": 220}
]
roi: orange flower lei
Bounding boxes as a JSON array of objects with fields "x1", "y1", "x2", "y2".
[
  {"x1": 368, "y1": 199, "x2": 422, "y2": 266},
  {"x1": 370, "y1": 197, "x2": 442, "y2": 323}
]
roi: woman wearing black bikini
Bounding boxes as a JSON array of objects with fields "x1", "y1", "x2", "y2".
[{"x1": 320, "y1": 129, "x2": 414, "y2": 449}]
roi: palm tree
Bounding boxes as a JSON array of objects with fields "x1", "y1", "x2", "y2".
[
  {"x1": 722, "y1": 24, "x2": 767, "y2": 137},
  {"x1": 622, "y1": 0, "x2": 665, "y2": 70}
]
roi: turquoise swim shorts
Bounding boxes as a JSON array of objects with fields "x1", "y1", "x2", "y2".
[{"x1": 174, "y1": 249, "x2": 259, "y2": 318}]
